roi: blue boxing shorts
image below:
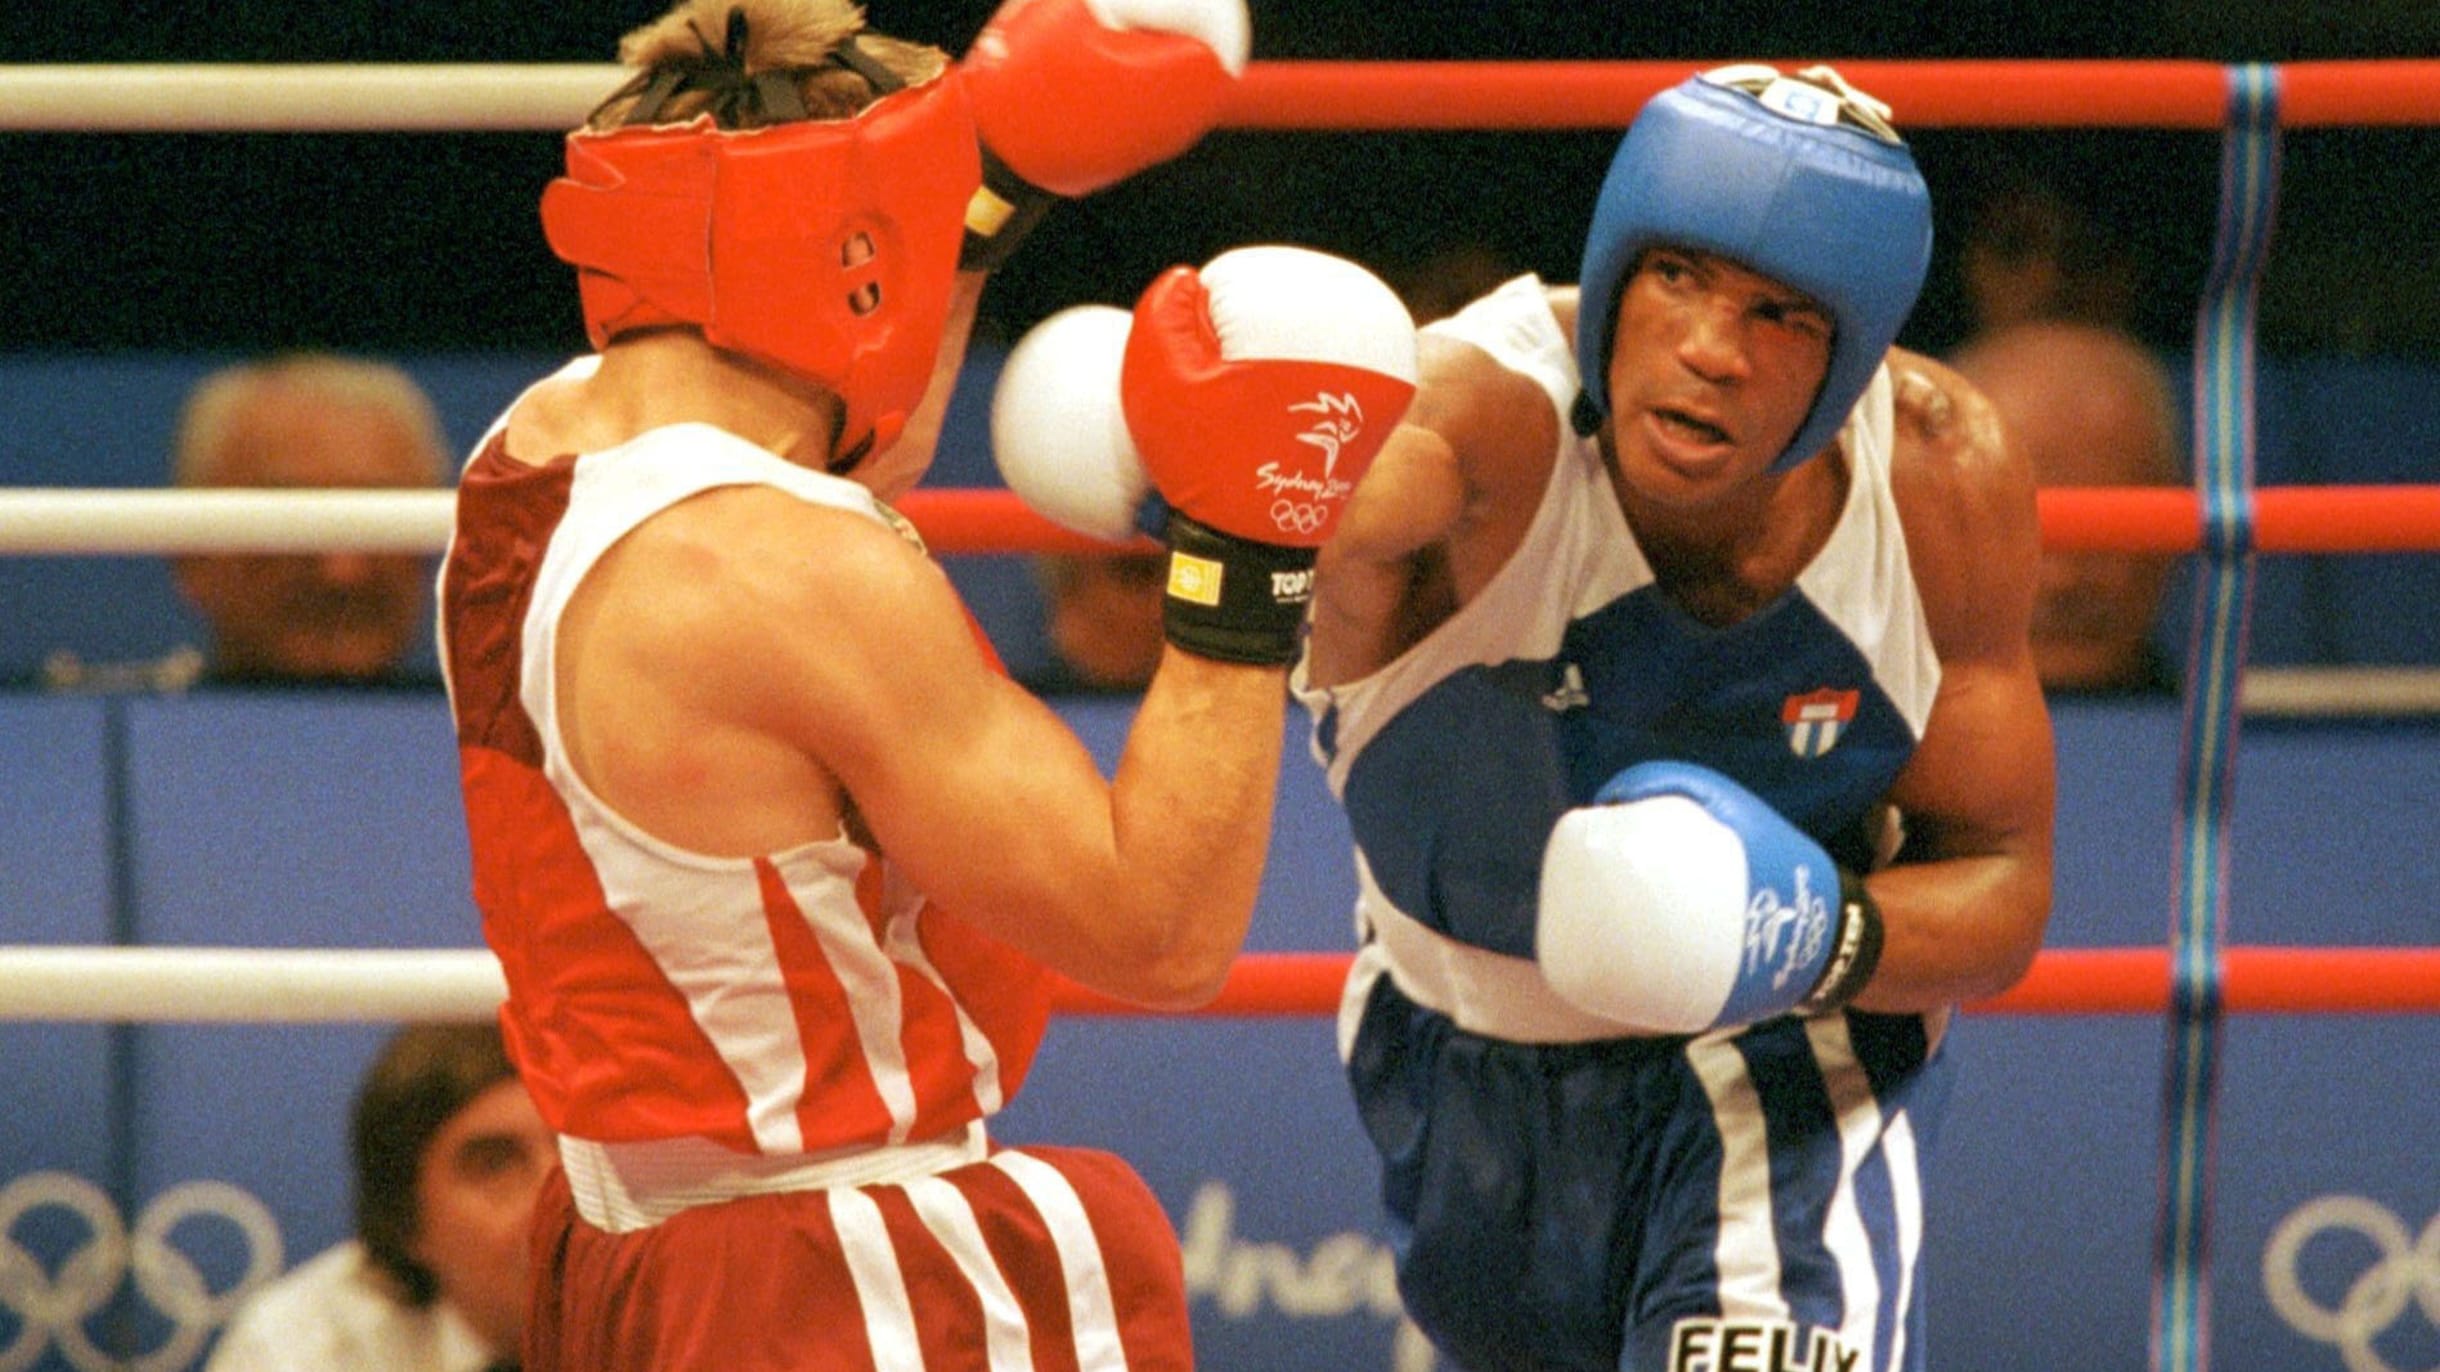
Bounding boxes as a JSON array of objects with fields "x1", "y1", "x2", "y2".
[{"x1": 1348, "y1": 974, "x2": 1953, "y2": 1372}]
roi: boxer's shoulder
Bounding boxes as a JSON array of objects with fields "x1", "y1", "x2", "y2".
[{"x1": 1883, "y1": 347, "x2": 2040, "y2": 656}]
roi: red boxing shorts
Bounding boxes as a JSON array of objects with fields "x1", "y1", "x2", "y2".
[{"x1": 523, "y1": 1145, "x2": 1194, "y2": 1371}]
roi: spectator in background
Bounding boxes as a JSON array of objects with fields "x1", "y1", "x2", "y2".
[
  {"x1": 169, "y1": 352, "x2": 449, "y2": 685},
  {"x1": 1956, "y1": 165, "x2": 2144, "y2": 335},
  {"x1": 1386, "y1": 240, "x2": 1521, "y2": 326},
  {"x1": 1952, "y1": 168, "x2": 2185, "y2": 693},
  {"x1": 1027, "y1": 549, "x2": 1170, "y2": 694},
  {"x1": 1952, "y1": 320, "x2": 2182, "y2": 692},
  {"x1": 208, "y1": 1021, "x2": 551, "y2": 1372}
]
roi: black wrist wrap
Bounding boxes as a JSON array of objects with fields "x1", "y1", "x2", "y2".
[
  {"x1": 958, "y1": 146, "x2": 1056, "y2": 273},
  {"x1": 1797, "y1": 867, "x2": 1886, "y2": 1017},
  {"x1": 1159, "y1": 510, "x2": 1316, "y2": 667}
]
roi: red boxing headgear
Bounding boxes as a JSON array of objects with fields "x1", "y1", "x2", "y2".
[{"x1": 539, "y1": 71, "x2": 978, "y2": 467}]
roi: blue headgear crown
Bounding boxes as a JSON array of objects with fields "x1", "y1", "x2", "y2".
[{"x1": 1574, "y1": 65, "x2": 1932, "y2": 472}]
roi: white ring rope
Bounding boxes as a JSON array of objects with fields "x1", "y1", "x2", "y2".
[
  {"x1": 0, "y1": 947, "x2": 501, "y2": 1022},
  {"x1": 4, "y1": 487, "x2": 2438, "y2": 713},
  {"x1": 0, "y1": 64, "x2": 620, "y2": 133},
  {"x1": 0, "y1": 489, "x2": 452, "y2": 555}
]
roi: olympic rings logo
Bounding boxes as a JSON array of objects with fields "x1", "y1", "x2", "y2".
[
  {"x1": 0, "y1": 1171, "x2": 283, "y2": 1372},
  {"x1": 2262, "y1": 1194, "x2": 2440, "y2": 1372},
  {"x1": 1271, "y1": 499, "x2": 1329, "y2": 537}
]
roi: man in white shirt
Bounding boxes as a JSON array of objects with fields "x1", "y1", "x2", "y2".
[{"x1": 207, "y1": 1023, "x2": 551, "y2": 1372}]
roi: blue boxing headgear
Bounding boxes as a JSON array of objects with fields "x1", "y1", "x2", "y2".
[{"x1": 1574, "y1": 65, "x2": 1932, "y2": 472}]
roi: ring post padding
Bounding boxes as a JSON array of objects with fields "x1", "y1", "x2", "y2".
[{"x1": 2153, "y1": 62, "x2": 2280, "y2": 1372}]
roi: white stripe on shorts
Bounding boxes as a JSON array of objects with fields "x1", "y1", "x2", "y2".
[
  {"x1": 830, "y1": 1185, "x2": 925, "y2": 1372},
  {"x1": 993, "y1": 1150, "x2": 1131, "y2": 1370},
  {"x1": 905, "y1": 1173, "x2": 1037, "y2": 1372},
  {"x1": 1806, "y1": 1014, "x2": 1886, "y2": 1369},
  {"x1": 1686, "y1": 1030, "x2": 1791, "y2": 1320},
  {"x1": 1883, "y1": 1109, "x2": 1926, "y2": 1371}
]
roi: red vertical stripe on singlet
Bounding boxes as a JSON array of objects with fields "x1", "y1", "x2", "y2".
[
  {"x1": 443, "y1": 436, "x2": 573, "y2": 767},
  {"x1": 840, "y1": 850, "x2": 1053, "y2": 1145},
  {"x1": 893, "y1": 959, "x2": 984, "y2": 1142},
  {"x1": 869, "y1": 1185, "x2": 990, "y2": 1367},
  {"x1": 912, "y1": 905, "x2": 1055, "y2": 1113},
  {"x1": 463, "y1": 747, "x2": 761, "y2": 1147},
  {"x1": 754, "y1": 857, "x2": 898, "y2": 1148},
  {"x1": 841, "y1": 858, "x2": 996, "y2": 1146}
]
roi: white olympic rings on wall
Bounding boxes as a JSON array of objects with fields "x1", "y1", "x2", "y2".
[
  {"x1": 0, "y1": 1172, "x2": 283, "y2": 1372},
  {"x1": 2263, "y1": 1194, "x2": 2440, "y2": 1372}
]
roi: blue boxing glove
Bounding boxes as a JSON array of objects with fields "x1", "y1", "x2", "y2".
[{"x1": 1536, "y1": 761, "x2": 1883, "y2": 1033}]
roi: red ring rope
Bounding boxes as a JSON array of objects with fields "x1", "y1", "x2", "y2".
[
  {"x1": 894, "y1": 486, "x2": 2440, "y2": 557},
  {"x1": 1221, "y1": 60, "x2": 2440, "y2": 131},
  {"x1": 1047, "y1": 947, "x2": 2440, "y2": 1018},
  {"x1": 2038, "y1": 486, "x2": 2440, "y2": 553}
]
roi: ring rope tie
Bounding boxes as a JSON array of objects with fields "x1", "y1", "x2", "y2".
[{"x1": 2153, "y1": 60, "x2": 2281, "y2": 1372}]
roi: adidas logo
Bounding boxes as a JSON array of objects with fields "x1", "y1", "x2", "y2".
[{"x1": 1542, "y1": 662, "x2": 1590, "y2": 713}]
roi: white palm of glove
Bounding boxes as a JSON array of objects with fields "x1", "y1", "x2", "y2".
[{"x1": 1536, "y1": 761, "x2": 1878, "y2": 1034}]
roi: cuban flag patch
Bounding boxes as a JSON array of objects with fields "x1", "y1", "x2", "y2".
[{"x1": 1781, "y1": 688, "x2": 1860, "y2": 758}]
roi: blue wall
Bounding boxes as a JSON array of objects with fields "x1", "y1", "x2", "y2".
[{"x1": 0, "y1": 689, "x2": 2433, "y2": 1372}]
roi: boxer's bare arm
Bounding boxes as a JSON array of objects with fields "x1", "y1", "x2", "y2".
[
  {"x1": 1858, "y1": 351, "x2": 2056, "y2": 1010},
  {"x1": 559, "y1": 488, "x2": 1279, "y2": 1010},
  {"x1": 1308, "y1": 331, "x2": 1558, "y2": 685},
  {"x1": 1305, "y1": 411, "x2": 1463, "y2": 687}
]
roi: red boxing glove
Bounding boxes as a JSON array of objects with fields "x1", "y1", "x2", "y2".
[
  {"x1": 1113, "y1": 245, "x2": 1415, "y2": 665},
  {"x1": 958, "y1": 0, "x2": 1249, "y2": 270},
  {"x1": 1120, "y1": 246, "x2": 1418, "y2": 550}
]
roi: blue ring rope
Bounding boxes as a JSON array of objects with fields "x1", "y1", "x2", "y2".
[{"x1": 2151, "y1": 61, "x2": 2279, "y2": 1372}]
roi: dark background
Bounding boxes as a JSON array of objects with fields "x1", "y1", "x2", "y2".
[{"x1": 2, "y1": 0, "x2": 2437, "y2": 360}]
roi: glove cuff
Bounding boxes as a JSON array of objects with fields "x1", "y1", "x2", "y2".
[
  {"x1": 959, "y1": 147, "x2": 1057, "y2": 273},
  {"x1": 1796, "y1": 868, "x2": 1885, "y2": 1017},
  {"x1": 1159, "y1": 510, "x2": 1315, "y2": 666}
]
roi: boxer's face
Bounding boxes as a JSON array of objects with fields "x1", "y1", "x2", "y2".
[
  {"x1": 409, "y1": 1077, "x2": 553, "y2": 1359},
  {"x1": 173, "y1": 393, "x2": 437, "y2": 681},
  {"x1": 1604, "y1": 248, "x2": 1831, "y2": 507}
]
